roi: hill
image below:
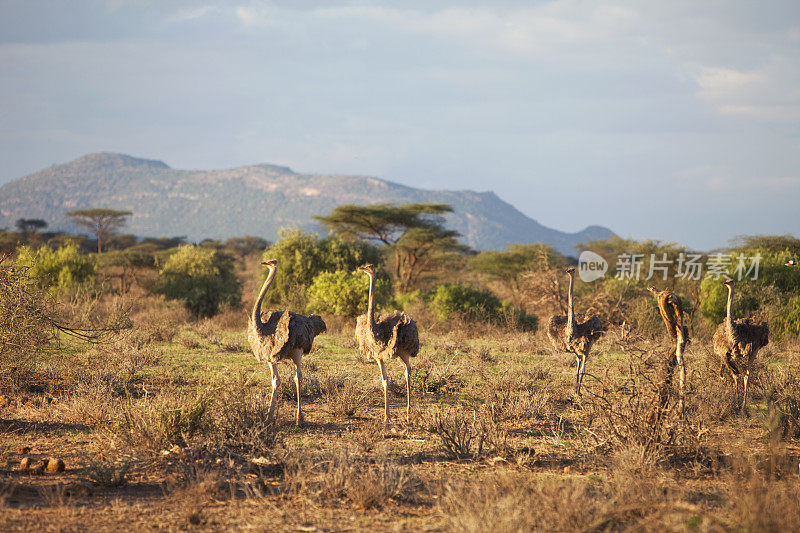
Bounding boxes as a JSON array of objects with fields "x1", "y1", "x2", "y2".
[{"x1": 0, "y1": 153, "x2": 614, "y2": 254}]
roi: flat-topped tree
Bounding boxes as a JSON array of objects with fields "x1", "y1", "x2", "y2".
[
  {"x1": 315, "y1": 203, "x2": 468, "y2": 291},
  {"x1": 65, "y1": 208, "x2": 132, "y2": 253},
  {"x1": 15, "y1": 218, "x2": 48, "y2": 246},
  {"x1": 15, "y1": 218, "x2": 48, "y2": 235}
]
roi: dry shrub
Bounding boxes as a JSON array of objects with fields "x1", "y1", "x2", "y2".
[
  {"x1": 608, "y1": 442, "x2": 669, "y2": 505},
  {"x1": 321, "y1": 372, "x2": 370, "y2": 418},
  {"x1": 483, "y1": 370, "x2": 553, "y2": 423},
  {"x1": 168, "y1": 465, "x2": 230, "y2": 527},
  {"x1": 130, "y1": 296, "x2": 186, "y2": 342},
  {"x1": 348, "y1": 460, "x2": 419, "y2": 510},
  {"x1": 84, "y1": 459, "x2": 130, "y2": 487},
  {"x1": 203, "y1": 306, "x2": 247, "y2": 331},
  {"x1": 726, "y1": 454, "x2": 800, "y2": 531},
  {"x1": 37, "y1": 483, "x2": 73, "y2": 507},
  {"x1": 106, "y1": 329, "x2": 161, "y2": 380},
  {"x1": 441, "y1": 473, "x2": 599, "y2": 532},
  {"x1": 433, "y1": 407, "x2": 487, "y2": 460},
  {"x1": 110, "y1": 391, "x2": 211, "y2": 452},
  {"x1": 210, "y1": 380, "x2": 280, "y2": 454},
  {"x1": 763, "y1": 362, "x2": 800, "y2": 441},
  {"x1": 282, "y1": 447, "x2": 419, "y2": 509},
  {"x1": 349, "y1": 420, "x2": 384, "y2": 453},
  {"x1": 176, "y1": 331, "x2": 202, "y2": 349},
  {"x1": 583, "y1": 346, "x2": 700, "y2": 456},
  {"x1": 412, "y1": 354, "x2": 465, "y2": 395}
]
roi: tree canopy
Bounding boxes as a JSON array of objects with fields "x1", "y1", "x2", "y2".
[
  {"x1": 15, "y1": 218, "x2": 48, "y2": 234},
  {"x1": 315, "y1": 203, "x2": 469, "y2": 290},
  {"x1": 65, "y1": 208, "x2": 133, "y2": 253}
]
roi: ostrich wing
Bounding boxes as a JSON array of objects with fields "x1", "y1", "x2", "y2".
[
  {"x1": 733, "y1": 319, "x2": 769, "y2": 352},
  {"x1": 389, "y1": 313, "x2": 419, "y2": 357},
  {"x1": 250, "y1": 310, "x2": 293, "y2": 362},
  {"x1": 547, "y1": 315, "x2": 568, "y2": 351},
  {"x1": 287, "y1": 313, "x2": 327, "y2": 355}
]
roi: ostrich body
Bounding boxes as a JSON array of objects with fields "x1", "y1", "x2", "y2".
[
  {"x1": 354, "y1": 264, "x2": 419, "y2": 423},
  {"x1": 547, "y1": 267, "x2": 603, "y2": 396},
  {"x1": 647, "y1": 286, "x2": 690, "y2": 415},
  {"x1": 248, "y1": 259, "x2": 326, "y2": 425},
  {"x1": 712, "y1": 279, "x2": 769, "y2": 413}
]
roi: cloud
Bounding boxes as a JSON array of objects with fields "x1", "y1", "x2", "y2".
[
  {"x1": 168, "y1": 5, "x2": 219, "y2": 22},
  {"x1": 678, "y1": 165, "x2": 800, "y2": 192},
  {"x1": 311, "y1": 2, "x2": 640, "y2": 60},
  {"x1": 695, "y1": 57, "x2": 800, "y2": 121}
]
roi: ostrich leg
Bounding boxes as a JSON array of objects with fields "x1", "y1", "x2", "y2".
[
  {"x1": 267, "y1": 362, "x2": 280, "y2": 421},
  {"x1": 402, "y1": 355, "x2": 412, "y2": 423},
  {"x1": 576, "y1": 354, "x2": 587, "y2": 396},
  {"x1": 292, "y1": 351, "x2": 303, "y2": 426},
  {"x1": 741, "y1": 368, "x2": 751, "y2": 415},
  {"x1": 676, "y1": 336, "x2": 686, "y2": 417},
  {"x1": 377, "y1": 359, "x2": 390, "y2": 423}
]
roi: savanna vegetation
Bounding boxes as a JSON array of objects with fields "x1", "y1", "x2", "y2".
[{"x1": 1, "y1": 207, "x2": 799, "y2": 531}]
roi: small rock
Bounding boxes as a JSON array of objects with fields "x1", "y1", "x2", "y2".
[
  {"x1": 46, "y1": 457, "x2": 65, "y2": 473},
  {"x1": 20, "y1": 457, "x2": 32, "y2": 470},
  {"x1": 18, "y1": 446, "x2": 31, "y2": 454}
]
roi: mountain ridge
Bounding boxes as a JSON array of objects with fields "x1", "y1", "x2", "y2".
[{"x1": 0, "y1": 153, "x2": 614, "y2": 254}]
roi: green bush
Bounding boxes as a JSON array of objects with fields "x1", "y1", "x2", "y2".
[
  {"x1": 15, "y1": 243, "x2": 96, "y2": 296},
  {"x1": 261, "y1": 229, "x2": 383, "y2": 306},
  {"x1": 430, "y1": 283, "x2": 501, "y2": 321},
  {"x1": 306, "y1": 270, "x2": 391, "y2": 317},
  {"x1": 152, "y1": 245, "x2": 241, "y2": 318},
  {"x1": 429, "y1": 283, "x2": 537, "y2": 331},
  {"x1": 775, "y1": 296, "x2": 800, "y2": 339}
]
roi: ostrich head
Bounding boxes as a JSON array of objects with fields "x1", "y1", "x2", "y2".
[
  {"x1": 647, "y1": 286, "x2": 659, "y2": 294},
  {"x1": 261, "y1": 259, "x2": 278, "y2": 268},
  {"x1": 357, "y1": 264, "x2": 375, "y2": 276},
  {"x1": 723, "y1": 278, "x2": 735, "y2": 288},
  {"x1": 565, "y1": 267, "x2": 576, "y2": 275}
]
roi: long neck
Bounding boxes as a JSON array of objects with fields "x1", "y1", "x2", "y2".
[
  {"x1": 367, "y1": 272, "x2": 376, "y2": 326},
  {"x1": 725, "y1": 284, "x2": 734, "y2": 332},
  {"x1": 252, "y1": 266, "x2": 276, "y2": 327},
  {"x1": 566, "y1": 272, "x2": 575, "y2": 336}
]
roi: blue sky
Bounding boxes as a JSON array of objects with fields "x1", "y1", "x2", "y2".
[{"x1": 0, "y1": 1, "x2": 798, "y2": 250}]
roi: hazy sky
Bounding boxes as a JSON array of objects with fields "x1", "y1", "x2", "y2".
[{"x1": 1, "y1": 1, "x2": 798, "y2": 250}]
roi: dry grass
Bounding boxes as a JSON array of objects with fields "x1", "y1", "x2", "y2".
[{"x1": 3, "y1": 292, "x2": 800, "y2": 531}]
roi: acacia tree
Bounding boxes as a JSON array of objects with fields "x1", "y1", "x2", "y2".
[
  {"x1": 315, "y1": 203, "x2": 469, "y2": 291},
  {"x1": 470, "y1": 243, "x2": 559, "y2": 305},
  {"x1": 15, "y1": 218, "x2": 48, "y2": 247},
  {"x1": 65, "y1": 208, "x2": 133, "y2": 253}
]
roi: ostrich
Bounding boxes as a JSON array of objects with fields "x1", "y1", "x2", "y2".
[
  {"x1": 547, "y1": 267, "x2": 604, "y2": 396},
  {"x1": 248, "y1": 259, "x2": 326, "y2": 426},
  {"x1": 647, "y1": 286, "x2": 690, "y2": 415},
  {"x1": 713, "y1": 279, "x2": 769, "y2": 414},
  {"x1": 354, "y1": 264, "x2": 419, "y2": 423}
]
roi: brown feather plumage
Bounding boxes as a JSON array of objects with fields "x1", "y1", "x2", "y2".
[
  {"x1": 547, "y1": 313, "x2": 603, "y2": 356},
  {"x1": 713, "y1": 318, "x2": 769, "y2": 375},
  {"x1": 249, "y1": 311, "x2": 326, "y2": 364},
  {"x1": 355, "y1": 311, "x2": 419, "y2": 361},
  {"x1": 648, "y1": 287, "x2": 690, "y2": 346},
  {"x1": 712, "y1": 280, "x2": 769, "y2": 413}
]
